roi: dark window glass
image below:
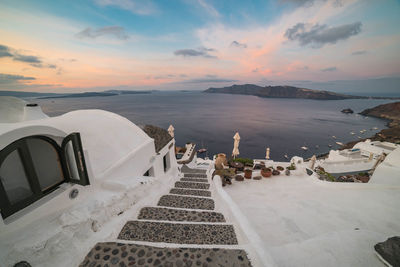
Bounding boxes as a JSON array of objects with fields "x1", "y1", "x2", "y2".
[
  {"x1": 26, "y1": 138, "x2": 64, "y2": 191},
  {"x1": 0, "y1": 150, "x2": 33, "y2": 204}
]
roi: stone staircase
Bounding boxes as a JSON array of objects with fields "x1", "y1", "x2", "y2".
[{"x1": 79, "y1": 165, "x2": 252, "y2": 266}]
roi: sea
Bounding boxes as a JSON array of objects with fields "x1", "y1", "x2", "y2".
[{"x1": 35, "y1": 91, "x2": 397, "y2": 161}]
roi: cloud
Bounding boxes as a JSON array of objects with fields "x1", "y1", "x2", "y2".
[
  {"x1": 0, "y1": 45, "x2": 13, "y2": 57},
  {"x1": 285, "y1": 21, "x2": 362, "y2": 47},
  {"x1": 279, "y1": 0, "x2": 343, "y2": 7},
  {"x1": 181, "y1": 77, "x2": 238, "y2": 83},
  {"x1": 279, "y1": 0, "x2": 316, "y2": 6},
  {"x1": 197, "y1": 0, "x2": 220, "y2": 17},
  {"x1": 0, "y1": 73, "x2": 36, "y2": 84},
  {"x1": 13, "y1": 54, "x2": 41, "y2": 63},
  {"x1": 174, "y1": 47, "x2": 217, "y2": 58},
  {"x1": 30, "y1": 63, "x2": 58, "y2": 69},
  {"x1": 0, "y1": 44, "x2": 57, "y2": 69},
  {"x1": 93, "y1": 0, "x2": 157, "y2": 15},
  {"x1": 75, "y1": 26, "x2": 129, "y2": 40},
  {"x1": 231, "y1": 41, "x2": 247, "y2": 48},
  {"x1": 321, "y1": 66, "x2": 337, "y2": 72},
  {"x1": 351, "y1": 50, "x2": 367, "y2": 56}
]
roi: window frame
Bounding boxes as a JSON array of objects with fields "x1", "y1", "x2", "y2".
[
  {"x1": 61, "y1": 133, "x2": 90, "y2": 186},
  {"x1": 0, "y1": 133, "x2": 89, "y2": 219}
]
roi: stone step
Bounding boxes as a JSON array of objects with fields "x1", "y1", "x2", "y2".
[
  {"x1": 80, "y1": 242, "x2": 252, "y2": 266},
  {"x1": 184, "y1": 173, "x2": 208, "y2": 178},
  {"x1": 158, "y1": 195, "x2": 214, "y2": 210},
  {"x1": 175, "y1": 181, "x2": 210, "y2": 190},
  {"x1": 181, "y1": 165, "x2": 207, "y2": 174},
  {"x1": 180, "y1": 178, "x2": 209, "y2": 183},
  {"x1": 170, "y1": 188, "x2": 211, "y2": 197},
  {"x1": 118, "y1": 221, "x2": 238, "y2": 245},
  {"x1": 138, "y1": 207, "x2": 226, "y2": 222}
]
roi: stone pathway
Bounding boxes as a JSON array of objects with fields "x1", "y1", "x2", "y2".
[
  {"x1": 138, "y1": 207, "x2": 225, "y2": 222},
  {"x1": 80, "y1": 165, "x2": 252, "y2": 266},
  {"x1": 175, "y1": 181, "x2": 210, "y2": 190},
  {"x1": 80, "y1": 242, "x2": 252, "y2": 267},
  {"x1": 158, "y1": 195, "x2": 215, "y2": 210},
  {"x1": 169, "y1": 188, "x2": 211, "y2": 197},
  {"x1": 118, "y1": 221, "x2": 238, "y2": 245},
  {"x1": 180, "y1": 178, "x2": 209, "y2": 183}
]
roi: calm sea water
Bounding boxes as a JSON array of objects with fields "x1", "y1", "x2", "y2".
[{"x1": 35, "y1": 91, "x2": 396, "y2": 161}]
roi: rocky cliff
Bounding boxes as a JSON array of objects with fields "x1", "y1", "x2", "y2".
[
  {"x1": 204, "y1": 84, "x2": 364, "y2": 100},
  {"x1": 360, "y1": 102, "x2": 400, "y2": 123}
]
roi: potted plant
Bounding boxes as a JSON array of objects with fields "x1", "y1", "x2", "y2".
[
  {"x1": 287, "y1": 163, "x2": 296, "y2": 170},
  {"x1": 244, "y1": 168, "x2": 252, "y2": 179},
  {"x1": 277, "y1": 166, "x2": 284, "y2": 171},
  {"x1": 272, "y1": 169, "x2": 280, "y2": 176},
  {"x1": 261, "y1": 167, "x2": 272, "y2": 178}
]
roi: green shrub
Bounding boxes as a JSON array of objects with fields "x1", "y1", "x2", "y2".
[
  {"x1": 233, "y1": 158, "x2": 253, "y2": 165},
  {"x1": 287, "y1": 163, "x2": 296, "y2": 170}
]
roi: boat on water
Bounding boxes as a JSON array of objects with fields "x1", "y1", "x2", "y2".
[
  {"x1": 301, "y1": 146, "x2": 308, "y2": 151},
  {"x1": 197, "y1": 148, "x2": 207, "y2": 153},
  {"x1": 332, "y1": 136, "x2": 337, "y2": 139},
  {"x1": 284, "y1": 154, "x2": 289, "y2": 159},
  {"x1": 350, "y1": 132, "x2": 355, "y2": 135},
  {"x1": 328, "y1": 144, "x2": 333, "y2": 147},
  {"x1": 358, "y1": 136, "x2": 362, "y2": 139},
  {"x1": 197, "y1": 141, "x2": 207, "y2": 154},
  {"x1": 373, "y1": 127, "x2": 378, "y2": 130},
  {"x1": 336, "y1": 141, "x2": 344, "y2": 146}
]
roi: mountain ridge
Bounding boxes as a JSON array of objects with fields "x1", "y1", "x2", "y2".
[{"x1": 204, "y1": 84, "x2": 398, "y2": 100}]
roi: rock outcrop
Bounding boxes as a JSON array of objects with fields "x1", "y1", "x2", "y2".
[
  {"x1": 341, "y1": 108, "x2": 354, "y2": 114},
  {"x1": 204, "y1": 84, "x2": 365, "y2": 100},
  {"x1": 374, "y1": 236, "x2": 400, "y2": 267}
]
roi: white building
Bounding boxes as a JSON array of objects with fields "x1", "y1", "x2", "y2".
[
  {"x1": 320, "y1": 139, "x2": 399, "y2": 175},
  {"x1": 0, "y1": 97, "x2": 178, "y2": 264}
]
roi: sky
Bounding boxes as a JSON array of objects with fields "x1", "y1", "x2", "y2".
[{"x1": 0, "y1": 0, "x2": 400, "y2": 94}]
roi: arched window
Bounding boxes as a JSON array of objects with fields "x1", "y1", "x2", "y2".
[{"x1": 0, "y1": 133, "x2": 89, "y2": 219}]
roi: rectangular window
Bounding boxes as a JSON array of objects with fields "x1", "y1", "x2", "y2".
[{"x1": 163, "y1": 152, "x2": 170, "y2": 173}]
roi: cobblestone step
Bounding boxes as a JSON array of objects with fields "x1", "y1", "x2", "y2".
[
  {"x1": 175, "y1": 181, "x2": 210, "y2": 190},
  {"x1": 80, "y1": 242, "x2": 252, "y2": 266},
  {"x1": 170, "y1": 188, "x2": 211, "y2": 197},
  {"x1": 118, "y1": 221, "x2": 238, "y2": 245},
  {"x1": 181, "y1": 165, "x2": 207, "y2": 174},
  {"x1": 158, "y1": 195, "x2": 214, "y2": 210},
  {"x1": 138, "y1": 207, "x2": 225, "y2": 222},
  {"x1": 184, "y1": 173, "x2": 208, "y2": 178},
  {"x1": 180, "y1": 178, "x2": 209, "y2": 183}
]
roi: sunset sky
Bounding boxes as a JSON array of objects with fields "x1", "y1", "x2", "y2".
[{"x1": 1, "y1": 0, "x2": 399, "y2": 94}]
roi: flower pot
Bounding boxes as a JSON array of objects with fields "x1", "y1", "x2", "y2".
[
  {"x1": 261, "y1": 167, "x2": 272, "y2": 178},
  {"x1": 235, "y1": 175, "x2": 244, "y2": 181},
  {"x1": 272, "y1": 170, "x2": 280, "y2": 176},
  {"x1": 277, "y1": 166, "x2": 284, "y2": 171},
  {"x1": 244, "y1": 169, "x2": 252, "y2": 179},
  {"x1": 253, "y1": 175, "x2": 262, "y2": 180}
]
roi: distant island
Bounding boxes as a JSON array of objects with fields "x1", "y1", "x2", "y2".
[
  {"x1": 39, "y1": 92, "x2": 118, "y2": 99},
  {"x1": 0, "y1": 90, "x2": 152, "y2": 99},
  {"x1": 204, "y1": 84, "x2": 399, "y2": 100},
  {"x1": 40, "y1": 90, "x2": 152, "y2": 99}
]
